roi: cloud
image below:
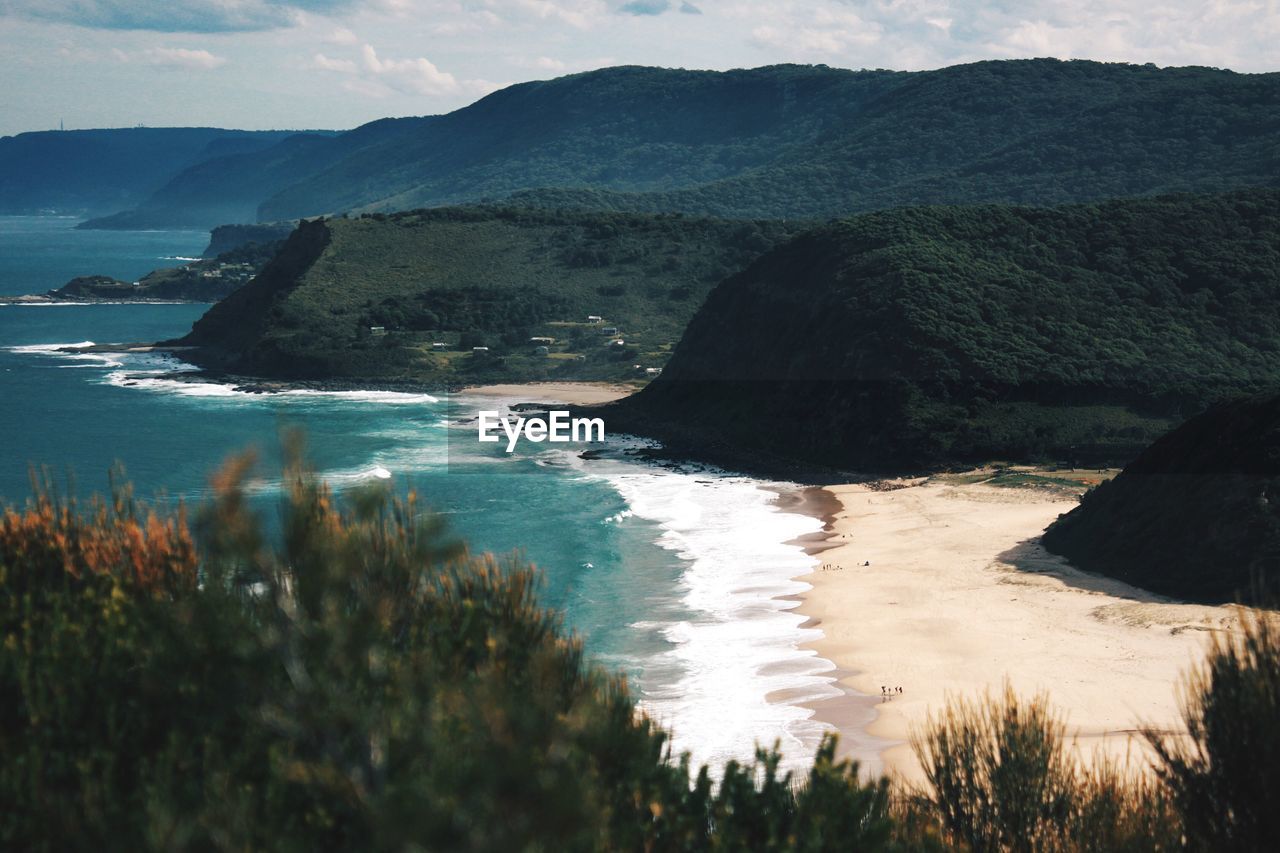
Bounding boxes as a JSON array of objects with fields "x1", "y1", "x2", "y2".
[
  {"x1": 312, "y1": 52, "x2": 358, "y2": 72},
  {"x1": 616, "y1": 0, "x2": 702, "y2": 15},
  {"x1": 508, "y1": 0, "x2": 604, "y2": 30},
  {"x1": 0, "y1": 0, "x2": 360, "y2": 33},
  {"x1": 308, "y1": 40, "x2": 498, "y2": 99},
  {"x1": 510, "y1": 54, "x2": 618, "y2": 74},
  {"x1": 619, "y1": 0, "x2": 668, "y2": 15},
  {"x1": 359, "y1": 43, "x2": 460, "y2": 95},
  {"x1": 324, "y1": 26, "x2": 359, "y2": 44},
  {"x1": 112, "y1": 45, "x2": 227, "y2": 69},
  {"x1": 727, "y1": 0, "x2": 1279, "y2": 72}
]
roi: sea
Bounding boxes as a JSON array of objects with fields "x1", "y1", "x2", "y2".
[{"x1": 0, "y1": 215, "x2": 845, "y2": 775}]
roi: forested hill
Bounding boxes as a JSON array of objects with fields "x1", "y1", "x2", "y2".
[
  {"x1": 604, "y1": 189, "x2": 1280, "y2": 477},
  {"x1": 0, "y1": 127, "x2": 306, "y2": 216},
  {"x1": 173, "y1": 208, "x2": 795, "y2": 384},
  {"x1": 1042, "y1": 394, "x2": 1280, "y2": 603},
  {"x1": 88, "y1": 59, "x2": 1279, "y2": 229}
]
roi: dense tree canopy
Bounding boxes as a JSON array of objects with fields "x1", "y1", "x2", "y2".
[{"x1": 611, "y1": 189, "x2": 1280, "y2": 474}]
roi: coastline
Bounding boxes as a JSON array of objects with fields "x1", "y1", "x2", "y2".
[
  {"x1": 457, "y1": 382, "x2": 636, "y2": 406},
  {"x1": 784, "y1": 472, "x2": 1243, "y2": 785}
]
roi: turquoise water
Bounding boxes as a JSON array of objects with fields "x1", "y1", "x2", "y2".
[{"x1": 0, "y1": 217, "x2": 840, "y2": 773}]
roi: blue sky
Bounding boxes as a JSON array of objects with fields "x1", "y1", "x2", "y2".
[{"x1": 0, "y1": 0, "x2": 1276, "y2": 135}]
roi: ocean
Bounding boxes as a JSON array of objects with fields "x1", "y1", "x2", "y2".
[{"x1": 0, "y1": 215, "x2": 841, "y2": 775}]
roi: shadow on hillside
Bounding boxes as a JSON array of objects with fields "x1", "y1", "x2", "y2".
[{"x1": 997, "y1": 537, "x2": 1173, "y2": 604}]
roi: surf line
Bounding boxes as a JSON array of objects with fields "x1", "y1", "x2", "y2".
[{"x1": 477, "y1": 410, "x2": 605, "y2": 452}]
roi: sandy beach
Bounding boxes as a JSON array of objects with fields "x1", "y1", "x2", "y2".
[
  {"x1": 794, "y1": 472, "x2": 1243, "y2": 785},
  {"x1": 458, "y1": 382, "x2": 636, "y2": 405}
]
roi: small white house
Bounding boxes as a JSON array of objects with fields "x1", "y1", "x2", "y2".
[
  {"x1": 645, "y1": 367, "x2": 663, "y2": 376},
  {"x1": 431, "y1": 342, "x2": 448, "y2": 350},
  {"x1": 472, "y1": 346, "x2": 489, "y2": 354},
  {"x1": 529, "y1": 336, "x2": 555, "y2": 345},
  {"x1": 586, "y1": 315, "x2": 602, "y2": 324},
  {"x1": 607, "y1": 339, "x2": 626, "y2": 347},
  {"x1": 369, "y1": 326, "x2": 387, "y2": 337},
  {"x1": 600, "y1": 326, "x2": 619, "y2": 336}
]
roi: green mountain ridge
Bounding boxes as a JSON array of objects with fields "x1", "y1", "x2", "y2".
[
  {"x1": 173, "y1": 207, "x2": 797, "y2": 383},
  {"x1": 604, "y1": 189, "x2": 1280, "y2": 476},
  {"x1": 81, "y1": 59, "x2": 1280, "y2": 229}
]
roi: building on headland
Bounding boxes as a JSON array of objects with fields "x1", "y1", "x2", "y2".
[
  {"x1": 431, "y1": 342, "x2": 448, "y2": 350},
  {"x1": 645, "y1": 367, "x2": 663, "y2": 376},
  {"x1": 600, "y1": 326, "x2": 619, "y2": 336},
  {"x1": 472, "y1": 346, "x2": 489, "y2": 354},
  {"x1": 586, "y1": 315, "x2": 602, "y2": 324},
  {"x1": 369, "y1": 326, "x2": 387, "y2": 337},
  {"x1": 529, "y1": 336, "x2": 556, "y2": 345}
]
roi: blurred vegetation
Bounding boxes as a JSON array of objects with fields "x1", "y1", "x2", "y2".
[
  {"x1": 1, "y1": 451, "x2": 1278, "y2": 849},
  {"x1": 1145, "y1": 609, "x2": 1280, "y2": 850},
  {"x1": 908, "y1": 686, "x2": 1182, "y2": 852},
  {"x1": 617, "y1": 188, "x2": 1280, "y2": 475},
  {"x1": 178, "y1": 207, "x2": 797, "y2": 383},
  {"x1": 0, "y1": 448, "x2": 892, "y2": 850}
]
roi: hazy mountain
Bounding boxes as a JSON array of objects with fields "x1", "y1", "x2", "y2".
[
  {"x1": 0, "y1": 127, "x2": 309, "y2": 217},
  {"x1": 83, "y1": 59, "x2": 1279, "y2": 229}
]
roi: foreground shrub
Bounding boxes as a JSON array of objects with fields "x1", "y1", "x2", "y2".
[
  {"x1": 911, "y1": 685, "x2": 1182, "y2": 852},
  {"x1": 0, "y1": 451, "x2": 893, "y2": 850},
  {"x1": 1146, "y1": 608, "x2": 1280, "y2": 851},
  {"x1": 912, "y1": 684, "x2": 1074, "y2": 852}
]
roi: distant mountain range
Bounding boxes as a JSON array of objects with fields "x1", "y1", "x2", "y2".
[
  {"x1": 5, "y1": 59, "x2": 1271, "y2": 230},
  {"x1": 0, "y1": 127, "x2": 321, "y2": 217}
]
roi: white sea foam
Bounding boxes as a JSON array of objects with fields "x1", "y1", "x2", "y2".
[
  {"x1": 7, "y1": 340, "x2": 95, "y2": 353},
  {"x1": 561, "y1": 447, "x2": 843, "y2": 776},
  {"x1": 0, "y1": 301, "x2": 193, "y2": 307}
]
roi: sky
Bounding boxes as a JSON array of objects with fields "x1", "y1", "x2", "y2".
[{"x1": 0, "y1": 0, "x2": 1276, "y2": 136}]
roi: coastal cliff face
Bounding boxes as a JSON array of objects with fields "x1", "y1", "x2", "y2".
[
  {"x1": 174, "y1": 208, "x2": 793, "y2": 382},
  {"x1": 1042, "y1": 394, "x2": 1280, "y2": 603},
  {"x1": 202, "y1": 223, "x2": 297, "y2": 258},
  {"x1": 607, "y1": 189, "x2": 1280, "y2": 476}
]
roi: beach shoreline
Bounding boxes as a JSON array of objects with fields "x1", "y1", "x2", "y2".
[{"x1": 779, "y1": 471, "x2": 1243, "y2": 786}]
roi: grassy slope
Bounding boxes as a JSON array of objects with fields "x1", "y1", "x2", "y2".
[
  {"x1": 177, "y1": 207, "x2": 796, "y2": 384},
  {"x1": 607, "y1": 189, "x2": 1280, "y2": 476}
]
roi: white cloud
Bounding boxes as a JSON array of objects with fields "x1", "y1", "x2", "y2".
[
  {"x1": 360, "y1": 43, "x2": 459, "y2": 94},
  {"x1": 324, "y1": 26, "x2": 359, "y2": 44},
  {"x1": 312, "y1": 52, "x2": 358, "y2": 72},
  {"x1": 0, "y1": 0, "x2": 361, "y2": 33},
  {"x1": 307, "y1": 40, "x2": 497, "y2": 99},
  {"x1": 111, "y1": 45, "x2": 227, "y2": 69}
]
